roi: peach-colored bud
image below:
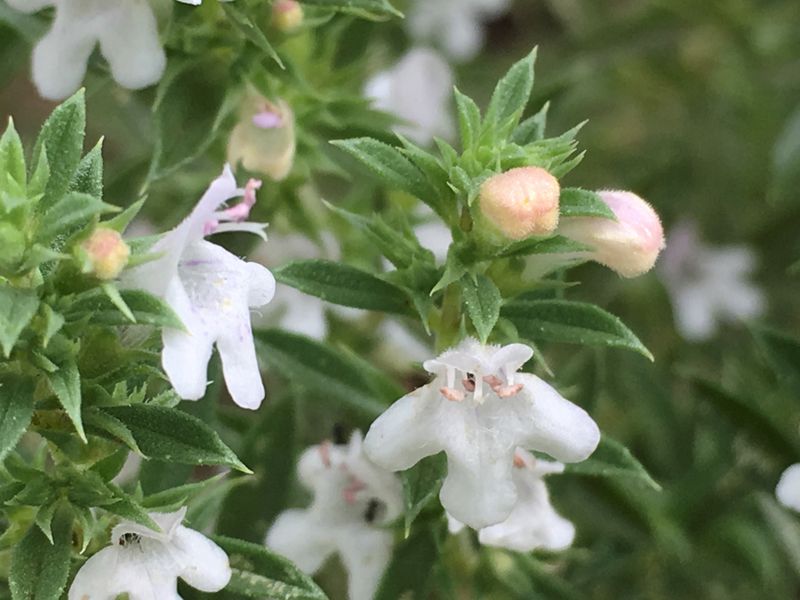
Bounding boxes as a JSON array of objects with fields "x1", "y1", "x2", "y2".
[
  {"x1": 272, "y1": 0, "x2": 303, "y2": 32},
  {"x1": 81, "y1": 228, "x2": 130, "y2": 280},
  {"x1": 557, "y1": 190, "x2": 665, "y2": 278},
  {"x1": 478, "y1": 167, "x2": 560, "y2": 241},
  {"x1": 227, "y1": 96, "x2": 296, "y2": 181}
]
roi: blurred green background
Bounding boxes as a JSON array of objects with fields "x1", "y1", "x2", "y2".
[{"x1": 2, "y1": 0, "x2": 800, "y2": 598}]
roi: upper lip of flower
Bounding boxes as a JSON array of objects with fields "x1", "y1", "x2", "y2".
[{"x1": 423, "y1": 339, "x2": 534, "y2": 403}]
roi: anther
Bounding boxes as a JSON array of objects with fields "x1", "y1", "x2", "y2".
[{"x1": 440, "y1": 387, "x2": 465, "y2": 402}]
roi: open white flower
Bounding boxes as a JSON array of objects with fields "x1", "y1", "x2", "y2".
[
  {"x1": 365, "y1": 48, "x2": 455, "y2": 145},
  {"x1": 266, "y1": 431, "x2": 402, "y2": 600},
  {"x1": 777, "y1": 464, "x2": 800, "y2": 513},
  {"x1": 68, "y1": 508, "x2": 231, "y2": 600},
  {"x1": 448, "y1": 450, "x2": 575, "y2": 552},
  {"x1": 124, "y1": 165, "x2": 275, "y2": 410},
  {"x1": 364, "y1": 338, "x2": 600, "y2": 530},
  {"x1": 6, "y1": 0, "x2": 166, "y2": 100},
  {"x1": 659, "y1": 221, "x2": 765, "y2": 341},
  {"x1": 407, "y1": 0, "x2": 511, "y2": 62}
]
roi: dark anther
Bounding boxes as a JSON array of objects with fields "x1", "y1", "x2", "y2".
[
  {"x1": 332, "y1": 423, "x2": 347, "y2": 445},
  {"x1": 364, "y1": 498, "x2": 384, "y2": 524},
  {"x1": 118, "y1": 532, "x2": 141, "y2": 546}
]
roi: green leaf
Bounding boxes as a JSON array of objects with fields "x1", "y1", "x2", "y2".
[
  {"x1": 102, "y1": 405, "x2": 250, "y2": 472},
  {"x1": 46, "y1": 359, "x2": 86, "y2": 442},
  {"x1": 374, "y1": 527, "x2": 439, "y2": 600},
  {"x1": 461, "y1": 274, "x2": 502, "y2": 343},
  {"x1": 36, "y1": 192, "x2": 114, "y2": 245},
  {"x1": 401, "y1": 453, "x2": 446, "y2": 534},
  {"x1": 690, "y1": 376, "x2": 800, "y2": 461},
  {"x1": 485, "y1": 49, "x2": 536, "y2": 127},
  {"x1": 559, "y1": 188, "x2": 616, "y2": 220},
  {"x1": 222, "y1": 3, "x2": 283, "y2": 67},
  {"x1": 759, "y1": 494, "x2": 800, "y2": 576},
  {"x1": 65, "y1": 288, "x2": 183, "y2": 329},
  {"x1": 501, "y1": 299, "x2": 653, "y2": 359},
  {"x1": 255, "y1": 329, "x2": 390, "y2": 416},
  {"x1": 512, "y1": 101, "x2": 550, "y2": 144},
  {"x1": 83, "y1": 408, "x2": 141, "y2": 454},
  {"x1": 40, "y1": 304, "x2": 64, "y2": 348},
  {"x1": 0, "y1": 285, "x2": 39, "y2": 357},
  {"x1": 30, "y1": 90, "x2": 86, "y2": 212},
  {"x1": 68, "y1": 138, "x2": 103, "y2": 199},
  {"x1": 9, "y1": 511, "x2": 72, "y2": 600},
  {"x1": 0, "y1": 118, "x2": 26, "y2": 191},
  {"x1": 563, "y1": 435, "x2": 661, "y2": 491},
  {"x1": 494, "y1": 234, "x2": 591, "y2": 259},
  {"x1": 0, "y1": 375, "x2": 35, "y2": 463},
  {"x1": 275, "y1": 259, "x2": 412, "y2": 314},
  {"x1": 105, "y1": 198, "x2": 145, "y2": 233},
  {"x1": 142, "y1": 473, "x2": 228, "y2": 511},
  {"x1": 454, "y1": 87, "x2": 481, "y2": 152},
  {"x1": 213, "y1": 536, "x2": 328, "y2": 600},
  {"x1": 299, "y1": 0, "x2": 402, "y2": 20},
  {"x1": 331, "y1": 138, "x2": 438, "y2": 205},
  {"x1": 754, "y1": 327, "x2": 800, "y2": 387}
]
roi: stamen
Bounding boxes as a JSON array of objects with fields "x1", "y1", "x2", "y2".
[
  {"x1": 220, "y1": 178, "x2": 262, "y2": 222},
  {"x1": 446, "y1": 366, "x2": 455, "y2": 390},
  {"x1": 462, "y1": 377, "x2": 475, "y2": 392},
  {"x1": 440, "y1": 387, "x2": 464, "y2": 402},
  {"x1": 496, "y1": 384, "x2": 524, "y2": 398},
  {"x1": 473, "y1": 369, "x2": 483, "y2": 402},
  {"x1": 483, "y1": 375, "x2": 502, "y2": 389},
  {"x1": 513, "y1": 454, "x2": 526, "y2": 468},
  {"x1": 319, "y1": 441, "x2": 331, "y2": 467},
  {"x1": 343, "y1": 477, "x2": 366, "y2": 504}
]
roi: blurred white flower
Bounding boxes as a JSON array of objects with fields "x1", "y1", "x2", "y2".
[
  {"x1": 227, "y1": 96, "x2": 296, "y2": 181},
  {"x1": 68, "y1": 507, "x2": 231, "y2": 600},
  {"x1": 365, "y1": 48, "x2": 455, "y2": 145},
  {"x1": 364, "y1": 338, "x2": 600, "y2": 529},
  {"x1": 6, "y1": 0, "x2": 166, "y2": 100},
  {"x1": 251, "y1": 231, "x2": 362, "y2": 339},
  {"x1": 125, "y1": 166, "x2": 275, "y2": 410},
  {"x1": 777, "y1": 464, "x2": 800, "y2": 512},
  {"x1": 407, "y1": 0, "x2": 511, "y2": 62},
  {"x1": 659, "y1": 221, "x2": 765, "y2": 341},
  {"x1": 266, "y1": 431, "x2": 402, "y2": 600},
  {"x1": 448, "y1": 450, "x2": 575, "y2": 552}
]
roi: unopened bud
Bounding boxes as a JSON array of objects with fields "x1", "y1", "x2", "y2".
[
  {"x1": 227, "y1": 96, "x2": 296, "y2": 181},
  {"x1": 80, "y1": 228, "x2": 130, "y2": 280},
  {"x1": 478, "y1": 167, "x2": 560, "y2": 241},
  {"x1": 272, "y1": 0, "x2": 303, "y2": 32},
  {"x1": 557, "y1": 190, "x2": 664, "y2": 278}
]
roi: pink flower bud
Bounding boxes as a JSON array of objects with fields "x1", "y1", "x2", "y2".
[
  {"x1": 272, "y1": 0, "x2": 303, "y2": 32},
  {"x1": 478, "y1": 167, "x2": 560, "y2": 241},
  {"x1": 557, "y1": 190, "x2": 665, "y2": 278},
  {"x1": 227, "y1": 96, "x2": 296, "y2": 181},
  {"x1": 81, "y1": 228, "x2": 130, "y2": 280}
]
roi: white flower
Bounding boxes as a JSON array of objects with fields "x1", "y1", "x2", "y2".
[
  {"x1": 777, "y1": 464, "x2": 800, "y2": 512},
  {"x1": 365, "y1": 48, "x2": 455, "y2": 145},
  {"x1": 6, "y1": 0, "x2": 166, "y2": 100},
  {"x1": 266, "y1": 431, "x2": 402, "y2": 600},
  {"x1": 364, "y1": 338, "x2": 600, "y2": 530},
  {"x1": 659, "y1": 221, "x2": 765, "y2": 341},
  {"x1": 407, "y1": 0, "x2": 511, "y2": 62},
  {"x1": 448, "y1": 450, "x2": 575, "y2": 552},
  {"x1": 68, "y1": 508, "x2": 231, "y2": 600},
  {"x1": 124, "y1": 166, "x2": 275, "y2": 410}
]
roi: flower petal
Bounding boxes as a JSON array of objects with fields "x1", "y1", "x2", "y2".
[
  {"x1": 31, "y1": 20, "x2": 95, "y2": 100},
  {"x1": 336, "y1": 527, "x2": 394, "y2": 600},
  {"x1": 363, "y1": 384, "x2": 444, "y2": 471},
  {"x1": 266, "y1": 510, "x2": 336, "y2": 573},
  {"x1": 246, "y1": 261, "x2": 276, "y2": 307},
  {"x1": 217, "y1": 323, "x2": 265, "y2": 410},
  {"x1": 777, "y1": 464, "x2": 800, "y2": 512},
  {"x1": 173, "y1": 526, "x2": 231, "y2": 592},
  {"x1": 97, "y1": 1, "x2": 165, "y2": 90},
  {"x1": 511, "y1": 373, "x2": 600, "y2": 463}
]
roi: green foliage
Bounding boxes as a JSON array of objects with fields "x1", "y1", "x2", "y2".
[{"x1": 8, "y1": 510, "x2": 72, "y2": 600}]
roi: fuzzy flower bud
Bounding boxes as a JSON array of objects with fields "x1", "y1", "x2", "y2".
[
  {"x1": 227, "y1": 95, "x2": 296, "y2": 181},
  {"x1": 272, "y1": 0, "x2": 303, "y2": 32},
  {"x1": 80, "y1": 227, "x2": 130, "y2": 280},
  {"x1": 478, "y1": 167, "x2": 560, "y2": 241},
  {"x1": 557, "y1": 190, "x2": 664, "y2": 278}
]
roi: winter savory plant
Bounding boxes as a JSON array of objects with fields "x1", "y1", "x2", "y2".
[{"x1": 6, "y1": 0, "x2": 789, "y2": 599}]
